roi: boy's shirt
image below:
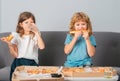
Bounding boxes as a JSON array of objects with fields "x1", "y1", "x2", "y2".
[{"x1": 64, "y1": 34, "x2": 96, "y2": 67}]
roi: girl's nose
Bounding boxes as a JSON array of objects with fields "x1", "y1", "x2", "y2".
[{"x1": 29, "y1": 23, "x2": 33, "y2": 27}]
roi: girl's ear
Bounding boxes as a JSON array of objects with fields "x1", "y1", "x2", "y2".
[{"x1": 19, "y1": 23, "x2": 23, "y2": 28}]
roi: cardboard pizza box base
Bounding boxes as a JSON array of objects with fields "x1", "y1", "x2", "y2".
[
  {"x1": 12, "y1": 66, "x2": 64, "y2": 81},
  {"x1": 63, "y1": 72, "x2": 104, "y2": 77},
  {"x1": 63, "y1": 71, "x2": 117, "y2": 77},
  {"x1": 62, "y1": 67, "x2": 117, "y2": 77},
  {"x1": 12, "y1": 77, "x2": 64, "y2": 81}
]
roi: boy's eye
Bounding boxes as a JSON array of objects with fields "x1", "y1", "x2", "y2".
[
  {"x1": 76, "y1": 24, "x2": 80, "y2": 26},
  {"x1": 82, "y1": 23, "x2": 85, "y2": 25}
]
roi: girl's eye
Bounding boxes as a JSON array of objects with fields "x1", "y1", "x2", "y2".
[
  {"x1": 31, "y1": 21, "x2": 34, "y2": 23},
  {"x1": 25, "y1": 22, "x2": 28, "y2": 24}
]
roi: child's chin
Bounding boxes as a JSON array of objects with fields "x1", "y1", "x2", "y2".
[{"x1": 29, "y1": 29, "x2": 31, "y2": 31}]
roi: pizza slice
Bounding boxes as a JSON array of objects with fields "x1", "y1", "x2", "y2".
[
  {"x1": 6, "y1": 34, "x2": 13, "y2": 41},
  {"x1": 70, "y1": 29, "x2": 87, "y2": 34}
]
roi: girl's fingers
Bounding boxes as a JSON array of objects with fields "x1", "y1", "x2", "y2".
[
  {"x1": 30, "y1": 23, "x2": 39, "y2": 34},
  {"x1": 1, "y1": 37, "x2": 6, "y2": 41},
  {"x1": 1, "y1": 36, "x2": 12, "y2": 44}
]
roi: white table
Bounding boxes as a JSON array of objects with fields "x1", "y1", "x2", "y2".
[{"x1": 64, "y1": 75, "x2": 119, "y2": 81}]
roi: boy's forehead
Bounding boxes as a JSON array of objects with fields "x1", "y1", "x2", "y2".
[{"x1": 75, "y1": 20, "x2": 87, "y2": 23}]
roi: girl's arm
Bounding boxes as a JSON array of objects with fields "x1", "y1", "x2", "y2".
[
  {"x1": 8, "y1": 43, "x2": 18, "y2": 58},
  {"x1": 1, "y1": 37, "x2": 18, "y2": 58},
  {"x1": 64, "y1": 32, "x2": 82, "y2": 54},
  {"x1": 83, "y1": 32, "x2": 95, "y2": 57},
  {"x1": 35, "y1": 32, "x2": 45, "y2": 50},
  {"x1": 30, "y1": 23, "x2": 45, "y2": 50}
]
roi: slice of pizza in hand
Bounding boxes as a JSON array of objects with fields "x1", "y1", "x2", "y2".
[
  {"x1": 82, "y1": 29, "x2": 87, "y2": 33},
  {"x1": 6, "y1": 34, "x2": 13, "y2": 41},
  {"x1": 70, "y1": 30, "x2": 81, "y2": 34},
  {"x1": 70, "y1": 29, "x2": 87, "y2": 34}
]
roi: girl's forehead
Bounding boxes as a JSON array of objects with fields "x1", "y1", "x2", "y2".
[{"x1": 24, "y1": 18, "x2": 33, "y2": 22}]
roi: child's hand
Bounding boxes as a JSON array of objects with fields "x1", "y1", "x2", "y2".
[
  {"x1": 0, "y1": 34, "x2": 13, "y2": 44},
  {"x1": 30, "y1": 23, "x2": 39, "y2": 34},
  {"x1": 82, "y1": 31, "x2": 89, "y2": 40},
  {"x1": 1, "y1": 37, "x2": 10, "y2": 44},
  {"x1": 74, "y1": 31, "x2": 82, "y2": 38},
  {"x1": 7, "y1": 34, "x2": 13, "y2": 41}
]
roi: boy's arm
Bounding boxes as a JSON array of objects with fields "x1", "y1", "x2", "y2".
[
  {"x1": 64, "y1": 36, "x2": 77, "y2": 55},
  {"x1": 83, "y1": 32, "x2": 95, "y2": 57},
  {"x1": 64, "y1": 31, "x2": 82, "y2": 55},
  {"x1": 85, "y1": 39, "x2": 95, "y2": 57}
]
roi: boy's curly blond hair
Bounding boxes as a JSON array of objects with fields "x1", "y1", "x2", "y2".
[{"x1": 69, "y1": 12, "x2": 93, "y2": 36}]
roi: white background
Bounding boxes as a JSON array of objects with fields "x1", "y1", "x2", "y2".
[{"x1": 0, "y1": 0, "x2": 120, "y2": 32}]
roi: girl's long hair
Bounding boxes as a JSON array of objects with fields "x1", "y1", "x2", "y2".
[{"x1": 16, "y1": 12, "x2": 36, "y2": 37}]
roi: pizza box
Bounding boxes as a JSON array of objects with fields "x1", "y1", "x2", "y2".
[
  {"x1": 12, "y1": 78, "x2": 64, "y2": 81},
  {"x1": 12, "y1": 66, "x2": 64, "y2": 81},
  {"x1": 62, "y1": 67, "x2": 117, "y2": 77}
]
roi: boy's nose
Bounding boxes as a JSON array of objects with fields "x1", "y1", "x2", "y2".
[
  {"x1": 81, "y1": 27, "x2": 85, "y2": 29},
  {"x1": 78, "y1": 27, "x2": 83, "y2": 30}
]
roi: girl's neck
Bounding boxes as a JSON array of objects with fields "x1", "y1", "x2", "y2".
[{"x1": 24, "y1": 31, "x2": 30, "y2": 35}]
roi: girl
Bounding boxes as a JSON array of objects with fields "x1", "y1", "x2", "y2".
[
  {"x1": 64, "y1": 12, "x2": 96, "y2": 67},
  {"x1": 1, "y1": 11, "x2": 45, "y2": 81}
]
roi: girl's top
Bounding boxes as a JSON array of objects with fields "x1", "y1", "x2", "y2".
[
  {"x1": 64, "y1": 34, "x2": 96, "y2": 67},
  {"x1": 11, "y1": 32, "x2": 39, "y2": 64}
]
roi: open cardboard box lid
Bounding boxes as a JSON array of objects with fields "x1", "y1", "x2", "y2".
[
  {"x1": 12, "y1": 66, "x2": 64, "y2": 81},
  {"x1": 62, "y1": 67, "x2": 117, "y2": 77}
]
